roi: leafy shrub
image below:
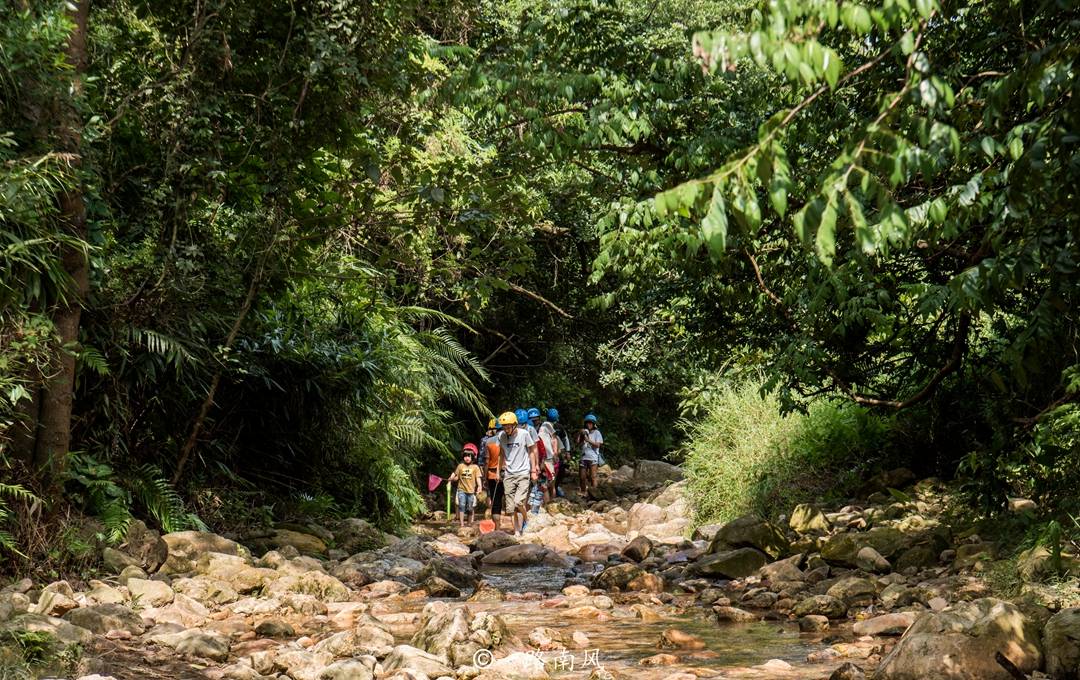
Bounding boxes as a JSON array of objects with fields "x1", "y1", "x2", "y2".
[{"x1": 682, "y1": 377, "x2": 891, "y2": 525}]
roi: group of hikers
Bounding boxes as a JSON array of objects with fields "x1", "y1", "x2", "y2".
[{"x1": 448, "y1": 408, "x2": 604, "y2": 534}]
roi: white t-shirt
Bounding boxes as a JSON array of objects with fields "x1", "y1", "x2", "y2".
[
  {"x1": 538, "y1": 422, "x2": 557, "y2": 460},
  {"x1": 498, "y1": 427, "x2": 536, "y2": 476},
  {"x1": 581, "y1": 428, "x2": 603, "y2": 463}
]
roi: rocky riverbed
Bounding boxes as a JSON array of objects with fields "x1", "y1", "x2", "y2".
[{"x1": 3, "y1": 462, "x2": 1079, "y2": 680}]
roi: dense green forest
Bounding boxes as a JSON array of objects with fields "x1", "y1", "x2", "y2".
[{"x1": 1, "y1": 0, "x2": 1077, "y2": 568}]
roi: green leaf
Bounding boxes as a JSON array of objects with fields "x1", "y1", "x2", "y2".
[
  {"x1": 1009, "y1": 137, "x2": 1024, "y2": 160},
  {"x1": 823, "y1": 48, "x2": 841, "y2": 89},
  {"x1": 915, "y1": 0, "x2": 935, "y2": 18},
  {"x1": 929, "y1": 198, "x2": 948, "y2": 224},
  {"x1": 816, "y1": 201, "x2": 837, "y2": 265},
  {"x1": 769, "y1": 176, "x2": 788, "y2": 217},
  {"x1": 701, "y1": 186, "x2": 729, "y2": 256}
]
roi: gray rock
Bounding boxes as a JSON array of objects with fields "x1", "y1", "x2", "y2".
[
  {"x1": 694, "y1": 547, "x2": 768, "y2": 578},
  {"x1": 852, "y1": 612, "x2": 915, "y2": 636},
  {"x1": 759, "y1": 554, "x2": 804, "y2": 583},
  {"x1": 416, "y1": 556, "x2": 481, "y2": 589},
  {"x1": 793, "y1": 595, "x2": 847, "y2": 619},
  {"x1": 420, "y1": 576, "x2": 461, "y2": 598},
  {"x1": 894, "y1": 545, "x2": 938, "y2": 571},
  {"x1": 320, "y1": 659, "x2": 375, "y2": 680},
  {"x1": 383, "y1": 645, "x2": 453, "y2": 678},
  {"x1": 254, "y1": 618, "x2": 295, "y2": 638},
  {"x1": 875, "y1": 598, "x2": 1043, "y2": 680},
  {"x1": 163, "y1": 531, "x2": 243, "y2": 560},
  {"x1": 621, "y1": 536, "x2": 653, "y2": 562},
  {"x1": 634, "y1": 460, "x2": 684, "y2": 484},
  {"x1": 829, "y1": 662, "x2": 866, "y2": 680},
  {"x1": 1044, "y1": 607, "x2": 1080, "y2": 679},
  {"x1": 826, "y1": 577, "x2": 877, "y2": 607},
  {"x1": 713, "y1": 606, "x2": 759, "y2": 623},
  {"x1": 0, "y1": 613, "x2": 93, "y2": 648},
  {"x1": 592, "y1": 563, "x2": 645, "y2": 591},
  {"x1": 474, "y1": 531, "x2": 517, "y2": 555},
  {"x1": 799, "y1": 615, "x2": 829, "y2": 632},
  {"x1": 102, "y1": 546, "x2": 140, "y2": 574},
  {"x1": 63, "y1": 603, "x2": 145, "y2": 635},
  {"x1": 127, "y1": 577, "x2": 175, "y2": 607},
  {"x1": 151, "y1": 628, "x2": 230, "y2": 662},
  {"x1": 854, "y1": 546, "x2": 891, "y2": 573},
  {"x1": 482, "y1": 544, "x2": 563, "y2": 567},
  {"x1": 709, "y1": 516, "x2": 789, "y2": 559},
  {"x1": 789, "y1": 505, "x2": 831, "y2": 534},
  {"x1": 123, "y1": 520, "x2": 169, "y2": 572},
  {"x1": 314, "y1": 624, "x2": 395, "y2": 658}
]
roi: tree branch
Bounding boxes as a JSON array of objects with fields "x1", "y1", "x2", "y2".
[{"x1": 507, "y1": 282, "x2": 573, "y2": 319}]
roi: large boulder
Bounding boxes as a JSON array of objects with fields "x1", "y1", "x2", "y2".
[
  {"x1": 875, "y1": 598, "x2": 1043, "y2": 680},
  {"x1": 475, "y1": 531, "x2": 518, "y2": 555},
  {"x1": 163, "y1": 531, "x2": 243, "y2": 560},
  {"x1": 634, "y1": 460, "x2": 684, "y2": 485},
  {"x1": 248, "y1": 529, "x2": 327, "y2": 556},
  {"x1": 127, "y1": 578, "x2": 175, "y2": 607},
  {"x1": 709, "y1": 516, "x2": 789, "y2": 559},
  {"x1": 0, "y1": 613, "x2": 92, "y2": 649},
  {"x1": 150, "y1": 628, "x2": 230, "y2": 662},
  {"x1": 826, "y1": 577, "x2": 877, "y2": 607},
  {"x1": 1044, "y1": 607, "x2": 1080, "y2": 679},
  {"x1": 694, "y1": 548, "x2": 768, "y2": 579},
  {"x1": 627, "y1": 503, "x2": 666, "y2": 534},
  {"x1": 852, "y1": 612, "x2": 915, "y2": 637},
  {"x1": 820, "y1": 527, "x2": 907, "y2": 566},
  {"x1": 759, "y1": 554, "x2": 804, "y2": 583},
  {"x1": 266, "y1": 572, "x2": 350, "y2": 602},
  {"x1": 482, "y1": 544, "x2": 565, "y2": 567},
  {"x1": 411, "y1": 605, "x2": 471, "y2": 661},
  {"x1": 63, "y1": 603, "x2": 145, "y2": 635},
  {"x1": 314, "y1": 621, "x2": 395, "y2": 658}
]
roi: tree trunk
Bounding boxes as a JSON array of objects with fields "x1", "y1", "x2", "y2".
[{"x1": 33, "y1": 0, "x2": 90, "y2": 497}]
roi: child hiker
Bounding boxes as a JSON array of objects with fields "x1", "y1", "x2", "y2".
[{"x1": 450, "y1": 444, "x2": 482, "y2": 528}]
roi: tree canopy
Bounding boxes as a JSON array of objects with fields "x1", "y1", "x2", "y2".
[{"x1": 0, "y1": 0, "x2": 1077, "y2": 560}]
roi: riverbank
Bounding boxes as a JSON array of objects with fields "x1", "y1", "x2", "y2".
[{"x1": 1, "y1": 462, "x2": 1077, "y2": 680}]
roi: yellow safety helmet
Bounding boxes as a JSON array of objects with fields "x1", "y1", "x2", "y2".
[
  {"x1": 498, "y1": 411, "x2": 517, "y2": 426},
  {"x1": 487, "y1": 418, "x2": 497, "y2": 430}
]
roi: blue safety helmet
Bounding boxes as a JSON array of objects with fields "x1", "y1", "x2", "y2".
[
  {"x1": 547, "y1": 408, "x2": 559, "y2": 422},
  {"x1": 515, "y1": 408, "x2": 529, "y2": 425},
  {"x1": 584, "y1": 413, "x2": 598, "y2": 424},
  {"x1": 527, "y1": 407, "x2": 541, "y2": 420}
]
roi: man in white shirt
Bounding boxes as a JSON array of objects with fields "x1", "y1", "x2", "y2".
[{"x1": 498, "y1": 411, "x2": 539, "y2": 535}]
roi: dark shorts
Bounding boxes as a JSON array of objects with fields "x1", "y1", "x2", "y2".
[
  {"x1": 580, "y1": 460, "x2": 595, "y2": 470},
  {"x1": 486, "y1": 479, "x2": 504, "y2": 516}
]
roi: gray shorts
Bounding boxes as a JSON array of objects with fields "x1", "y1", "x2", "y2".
[{"x1": 503, "y1": 474, "x2": 530, "y2": 513}]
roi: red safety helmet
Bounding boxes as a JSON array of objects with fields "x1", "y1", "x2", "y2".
[{"x1": 462, "y1": 443, "x2": 478, "y2": 457}]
